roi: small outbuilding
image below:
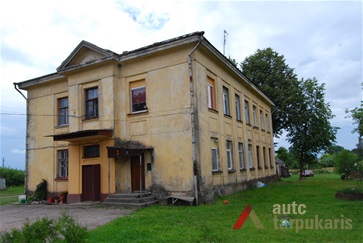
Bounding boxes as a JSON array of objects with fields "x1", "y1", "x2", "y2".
[
  {"x1": 275, "y1": 158, "x2": 290, "y2": 178},
  {"x1": 0, "y1": 177, "x2": 6, "y2": 190}
]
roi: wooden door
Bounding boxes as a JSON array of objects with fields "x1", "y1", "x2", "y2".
[
  {"x1": 82, "y1": 164, "x2": 100, "y2": 201},
  {"x1": 131, "y1": 155, "x2": 145, "y2": 192}
]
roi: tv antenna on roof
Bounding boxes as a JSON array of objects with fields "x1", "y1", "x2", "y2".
[{"x1": 223, "y1": 30, "x2": 228, "y2": 55}]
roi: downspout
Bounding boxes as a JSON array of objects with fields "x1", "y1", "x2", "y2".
[
  {"x1": 188, "y1": 35, "x2": 203, "y2": 205},
  {"x1": 13, "y1": 83, "x2": 28, "y2": 195}
]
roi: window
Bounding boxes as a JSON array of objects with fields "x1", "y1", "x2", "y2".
[
  {"x1": 211, "y1": 148, "x2": 219, "y2": 171},
  {"x1": 223, "y1": 87, "x2": 230, "y2": 116},
  {"x1": 263, "y1": 147, "x2": 268, "y2": 168},
  {"x1": 245, "y1": 100, "x2": 250, "y2": 124},
  {"x1": 58, "y1": 97, "x2": 68, "y2": 125},
  {"x1": 226, "y1": 140, "x2": 233, "y2": 170},
  {"x1": 57, "y1": 150, "x2": 68, "y2": 178},
  {"x1": 235, "y1": 94, "x2": 241, "y2": 121},
  {"x1": 207, "y1": 77, "x2": 216, "y2": 110},
  {"x1": 266, "y1": 114, "x2": 270, "y2": 132},
  {"x1": 86, "y1": 88, "x2": 98, "y2": 119},
  {"x1": 256, "y1": 145, "x2": 261, "y2": 169},
  {"x1": 248, "y1": 144, "x2": 253, "y2": 168},
  {"x1": 131, "y1": 86, "x2": 147, "y2": 113},
  {"x1": 238, "y1": 143, "x2": 245, "y2": 169},
  {"x1": 260, "y1": 110, "x2": 264, "y2": 130},
  {"x1": 253, "y1": 105, "x2": 257, "y2": 127},
  {"x1": 269, "y1": 148, "x2": 273, "y2": 168},
  {"x1": 84, "y1": 145, "x2": 100, "y2": 158}
]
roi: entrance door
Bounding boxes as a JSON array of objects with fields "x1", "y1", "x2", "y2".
[
  {"x1": 131, "y1": 155, "x2": 145, "y2": 192},
  {"x1": 82, "y1": 164, "x2": 100, "y2": 201}
]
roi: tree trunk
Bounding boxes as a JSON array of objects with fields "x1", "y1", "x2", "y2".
[{"x1": 299, "y1": 153, "x2": 304, "y2": 179}]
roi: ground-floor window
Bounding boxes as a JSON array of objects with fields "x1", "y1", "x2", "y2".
[
  {"x1": 58, "y1": 149, "x2": 68, "y2": 178},
  {"x1": 212, "y1": 148, "x2": 219, "y2": 171}
]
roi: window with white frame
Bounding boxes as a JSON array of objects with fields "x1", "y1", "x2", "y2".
[
  {"x1": 235, "y1": 94, "x2": 241, "y2": 121},
  {"x1": 223, "y1": 86, "x2": 230, "y2": 116},
  {"x1": 57, "y1": 150, "x2": 68, "y2": 178},
  {"x1": 245, "y1": 100, "x2": 250, "y2": 124},
  {"x1": 226, "y1": 140, "x2": 233, "y2": 170},
  {"x1": 238, "y1": 142, "x2": 245, "y2": 169},
  {"x1": 260, "y1": 110, "x2": 264, "y2": 130},
  {"x1": 253, "y1": 105, "x2": 257, "y2": 127},
  {"x1": 207, "y1": 77, "x2": 217, "y2": 110},
  {"x1": 266, "y1": 113, "x2": 270, "y2": 132},
  {"x1": 248, "y1": 144, "x2": 253, "y2": 168},
  {"x1": 131, "y1": 86, "x2": 147, "y2": 113},
  {"x1": 211, "y1": 148, "x2": 219, "y2": 171}
]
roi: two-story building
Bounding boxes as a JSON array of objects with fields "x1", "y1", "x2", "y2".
[{"x1": 15, "y1": 31, "x2": 276, "y2": 204}]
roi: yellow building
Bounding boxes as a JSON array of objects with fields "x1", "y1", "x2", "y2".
[{"x1": 16, "y1": 31, "x2": 276, "y2": 205}]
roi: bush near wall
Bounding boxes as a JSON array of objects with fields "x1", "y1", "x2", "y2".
[{"x1": 0, "y1": 168, "x2": 25, "y2": 187}]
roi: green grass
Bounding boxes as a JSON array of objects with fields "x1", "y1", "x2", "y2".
[
  {"x1": 0, "y1": 186, "x2": 24, "y2": 205},
  {"x1": 87, "y1": 174, "x2": 362, "y2": 242}
]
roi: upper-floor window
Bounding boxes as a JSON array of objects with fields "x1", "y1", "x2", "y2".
[
  {"x1": 245, "y1": 100, "x2": 250, "y2": 124},
  {"x1": 207, "y1": 77, "x2": 217, "y2": 110},
  {"x1": 58, "y1": 97, "x2": 68, "y2": 125},
  {"x1": 84, "y1": 145, "x2": 100, "y2": 158},
  {"x1": 266, "y1": 113, "x2": 270, "y2": 132},
  {"x1": 57, "y1": 149, "x2": 68, "y2": 178},
  {"x1": 131, "y1": 86, "x2": 147, "y2": 113},
  {"x1": 238, "y1": 142, "x2": 245, "y2": 169},
  {"x1": 260, "y1": 110, "x2": 264, "y2": 130},
  {"x1": 223, "y1": 86, "x2": 230, "y2": 116},
  {"x1": 226, "y1": 140, "x2": 233, "y2": 170},
  {"x1": 253, "y1": 105, "x2": 258, "y2": 127},
  {"x1": 235, "y1": 94, "x2": 241, "y2": 121},
  {"x1": 86, "y1": 88, "x2": 98, "y2": 119}
]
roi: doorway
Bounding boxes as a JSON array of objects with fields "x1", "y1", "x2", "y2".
[
  {"x1": 131, "y1": 155, "x2": 145, "y2": 192},
  {"x1": 82, "y1": 164, "x2": 100, "y2": 201}
]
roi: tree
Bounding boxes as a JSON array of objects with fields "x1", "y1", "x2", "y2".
[
  {"x1": 286, "y1": 78, "x2": 338, "y2": 178},
  {"x1": 276, "y1": 147, "x2": 294, "y2": 167},
  {"x1": 319, "y1": 154, "x2": 335, "y2": 168},
  {"x1": 240, "y1": 48, "x2": 299, "y2": 137},
  {"x1": 334, "y1": 150, "x2": 358, "y2": 178},
  {"x1": 346, "y1": 101, "x2": 363, "y2": 138}
]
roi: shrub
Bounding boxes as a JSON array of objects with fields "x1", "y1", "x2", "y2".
[
  {"x1": 334, "y1": 150, "x2": 359, "y2": 179},
  {"x1": 0, "y1": 213, "x2": 88, "y2": 243},
  {"x1": 34, "y1": 179, "x2": 47, "y2": 201},
  {"x1": 0, "y1": 168, "x2": 24, "y2": 187}
]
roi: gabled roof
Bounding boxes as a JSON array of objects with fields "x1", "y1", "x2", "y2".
[{"x1": 57, "y1": 40, "x2": 120, "y2": 72}]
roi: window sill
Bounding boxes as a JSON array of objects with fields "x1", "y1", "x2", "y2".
[
  {"x1": 208, "y1": 108, "x2": 218, "y2": 114},
  {"x1": 258, "y1": 166, "x2": 263, "y2": 170},
  {"x1": 128, "y1": 110, "x2": 148, "y2": 116},
  {"x1": 236, "y1": 119, "x2": 242, "y2": 123},
  {"x1": 55, "y1": 177, "x2": 68, "y2": 181},
  {"x1": 250, "y1": 167, "x2": 255, "y2": 171},
  {"x1": 83, "y1": 117, "x2": 99, "y2": 121},
  {"x1": 270, "y1": 166, "x2": 275, "y2": 169},
  {"x1": 253, "y1": 126, "x2": 259, "y2": 129},
  {"x1": 212, "y1": 170, "x2": 223, "y2": 174},
  {"x1": 228, "y1": 169, "x2": 236, "y2": 173},
  {"x1": 224, "y1": 114, "x2": 232, "y2": 119},
  {"x1": 55, "y1": 124, "x2": 68, "y2": 129},
  {"x1": 246, "y1": 123, "x2": 252, "y2": 127},
  {"x1": 240, "y1": 168, "x2": 247, "y2": 172},
  {"x1": 264, "y1": 166, "x2": 269, "y2": 169}
]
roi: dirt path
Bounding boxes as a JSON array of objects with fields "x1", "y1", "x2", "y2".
[{"x1": 0, "y1": 202, "x2": 134, "y2": 232}]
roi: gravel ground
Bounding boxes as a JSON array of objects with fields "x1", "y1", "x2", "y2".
[{"x1": 0, "y1": 202, "x2": 134, "y2": 232}]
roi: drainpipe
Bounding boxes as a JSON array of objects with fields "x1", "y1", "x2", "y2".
[
  {"x1": 13, "y1": 83, "x2": 28, "y2": 195},
  {"x1": 188, "y1": 34, "x2": 204, "y2": 205}
]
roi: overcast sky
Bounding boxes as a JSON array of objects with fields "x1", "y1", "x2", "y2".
[{"x1": 1, "y1": 0, "x2": 362, "y2": 170}]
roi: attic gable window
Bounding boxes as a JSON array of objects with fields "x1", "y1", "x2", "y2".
[{"x1": 86, "y1": 87, "x2": 98, "y2": 119}]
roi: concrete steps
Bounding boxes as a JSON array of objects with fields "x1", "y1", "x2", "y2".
[{"x1": 104, "y1": 192, "x2": 158, "y2": 208}]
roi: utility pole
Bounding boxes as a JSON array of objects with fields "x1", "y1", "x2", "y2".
[
  {"x1": 223, "y1": 30, "x2": 228, "y2": 55},
  {"x1": 2, "y1": 157, "x2": 4, "y2": 167}
]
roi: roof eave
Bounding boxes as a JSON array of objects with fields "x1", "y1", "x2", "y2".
[{"x1": 16, "y1": 72, "x2": 65, "y2": 90}]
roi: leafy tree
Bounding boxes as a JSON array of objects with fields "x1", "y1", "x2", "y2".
[
  {"x1": 327, "y1": 145, "x2": 345, "y2": 155},
  {"x1": 346, "y1": 101, "x2": 363, "y2": 138},
  {"x1": 334, "y1": 150, "x2": 359, "y2": 178},
  {"x1": 228, "y1": 56, "x2": 238, "y2": 68},
  {"x1": 351, "y1": 139, "x2": 363, "y2": 161},
  {"x1": 276, "y1": 147, "x2": 294, "y2": 167},
  {"x1": 240, "y1": 47, "x2": 299, "y2": 137},
  {"x1": 0, "y1": 167, "x2": 25, "y2": 186},
  {"x1": 286, "y1": 78, "x2": 338, "y2": 178},
  {"x1": 319, "y1": 154, "x2": 335, "y2": 167}
]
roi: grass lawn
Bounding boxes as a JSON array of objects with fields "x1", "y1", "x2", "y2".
[
  {"x1": 0, "y1": 186, "x2": 24, "y2": 205},
  {"x1": 88, "y1": 174, "x2": 362, "y2": 242}
]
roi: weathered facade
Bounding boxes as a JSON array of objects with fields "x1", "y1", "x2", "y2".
[{"x1": 16, "y1": 32, "x2": 276, "y2": 204}]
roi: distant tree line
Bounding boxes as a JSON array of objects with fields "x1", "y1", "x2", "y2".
[{"x1": 0, "y1": 167, "x2": 25, "y2": 187}]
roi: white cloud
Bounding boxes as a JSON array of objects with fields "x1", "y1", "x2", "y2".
[{"x1": 11, "y1": 149, "x2": 25, "y2": 155}]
